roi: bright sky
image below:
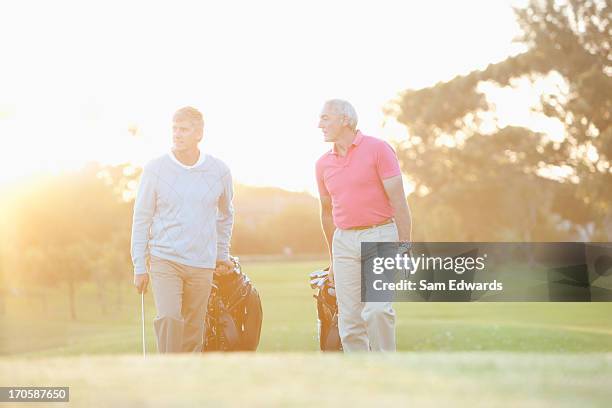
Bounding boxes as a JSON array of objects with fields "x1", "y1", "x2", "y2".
[{"x1": 0, "y1": 0, "x2": 530, "y2": 194}]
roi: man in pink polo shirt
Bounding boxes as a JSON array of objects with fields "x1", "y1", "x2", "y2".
[{"x1": 316, "y1": 99, "x2": 412, "y2": 352}]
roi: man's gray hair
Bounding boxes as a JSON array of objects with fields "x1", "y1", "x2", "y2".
[{"x1": 324, "y1": 99, "x2": 358, "y2": 130}]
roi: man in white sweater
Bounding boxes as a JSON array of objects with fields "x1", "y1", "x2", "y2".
[{"x1": 131, "y1": 106, "x2": 234, "y2": 353}]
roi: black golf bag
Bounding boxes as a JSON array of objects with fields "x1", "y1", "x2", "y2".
[
  {"x1": 310, "y1": 268, "x2": 342, "y2": 352},
  {"x1": 203, "y1": 256, "x2": 263, "y2": 351}
]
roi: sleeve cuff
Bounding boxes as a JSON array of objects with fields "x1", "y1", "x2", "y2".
[
  {"x1": 381, "y1": 170, "x2": 402, "y2": 179},
  {"x1": 134, "y1": 267, "x2": 147, "y2": 275},
  {"x1": 216, "y1": 249, "x2": 229, "y2": 261}
]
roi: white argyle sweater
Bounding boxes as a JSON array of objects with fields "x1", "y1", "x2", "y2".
[{"x1": 130, "y1": 152, "x2": 234, "y2": 274}]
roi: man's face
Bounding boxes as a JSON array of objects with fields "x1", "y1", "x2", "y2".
[
  {"x1": 318, "y1": 104, "x2": 346, "y2": 142},
  {"x1": 172, "y1": 118, "x2": 202, "y2": 152}
]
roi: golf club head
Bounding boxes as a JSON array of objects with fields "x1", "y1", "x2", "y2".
[
  {"x1": 309, "y1": 270, "x2": 328, "y2": 286},
  {"x1": 230, "y1": 256, "x2": 241, "y2": 274},
  {"x1": 310, "y1": 276, "x2": 331, "y2": 289}
]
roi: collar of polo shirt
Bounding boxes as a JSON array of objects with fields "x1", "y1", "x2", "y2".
[{"x1": 331, "y1": 130, "x2": 364, "y2": 155}]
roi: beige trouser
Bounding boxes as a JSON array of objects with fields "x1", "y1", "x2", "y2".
[
  {"x1": 332, "y1": 222, "x2": 398, "y2": 352},
  {"x1": 149, "y1": 255, "x2": 214, "y2": 353}
]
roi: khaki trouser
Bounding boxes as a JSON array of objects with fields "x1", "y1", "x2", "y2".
[
  {"x1": 332, "y1": 222, "x2": 398, "y2": 352},
  {"x1": 149, "y1": 256, "x2": 214, "y2": 353}
]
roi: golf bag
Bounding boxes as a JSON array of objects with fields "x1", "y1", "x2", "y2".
[
  {"x1": 203, "y1": 256, "x2": 263, "y2": 351},
  {"x1": 310, "y1": 268, "x2": 342, "y2": 352}
]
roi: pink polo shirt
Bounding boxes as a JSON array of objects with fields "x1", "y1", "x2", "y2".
[{"x1": 316, "y1": 131, "x2": 401, "y2": 229}]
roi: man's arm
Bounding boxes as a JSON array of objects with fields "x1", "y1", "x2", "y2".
[
  {"x1": 316, "y1": 160, "x2": 336, "y2": 281},
  {"x1": 131, "y1": 166, "x2": 156, "y2": 293},
  {"x1": 319, "y1": 195, "x2": 335, "y2": 260},
  {"x1": 383, "y1": 175, "x2": 412, "y2": 242},
  {"x1": 319, "y1": 194, "x2": 336, "y2": 282},
  {"x1": 216, "y1": 169, "x2": 234, "y2": 264}
]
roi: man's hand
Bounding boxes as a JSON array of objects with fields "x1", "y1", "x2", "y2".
[
  {"x1": 327, "y1": 263, "x2": 335, "y2": 285},
  {"x1": 134, "y1": 273, "x2": 149, "y2": 294},
  {"x1": 215, "y1": 259, "x2": 234, "y2": 276}
]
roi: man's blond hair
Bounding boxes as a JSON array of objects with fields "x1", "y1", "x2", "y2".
[{"x1": 174, "y1": 106, "x2": 204, "y2": 129}]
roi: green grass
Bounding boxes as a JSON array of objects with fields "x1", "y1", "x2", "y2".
[
  {"x1": 1, "y1": 353, "x2": 611, "y2": 407},
  {"x1": 1, "y1": 260, "x2": 612, "y2": 406},
  {"x1": 1, "y1": 260, "x2": 612, "y2": 356}
]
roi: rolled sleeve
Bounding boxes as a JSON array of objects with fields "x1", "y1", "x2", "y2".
[
  {"x1": 315, "y1": 160, "x2": 330, "y2": 197},
  {"x1": 376, "y1": 141, "x2": 401, "y2": 180}
]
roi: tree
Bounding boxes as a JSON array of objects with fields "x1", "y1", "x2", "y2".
[
  {"x1": 386, "y1": 0, "x2": 611, "y2": 241},
  {"x1": 90, "y1": 233, "x2": 132, "y2": 314},
  {"x1": 63, "y1": 243, "x2": 92, "y2": 321},
  {"x1": 9, "y1": 163, "x2": 134, "y2": 319}
]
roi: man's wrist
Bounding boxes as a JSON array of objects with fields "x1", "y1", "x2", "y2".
[
  {"x1": 398, "y1": 241, "x2": 412, "y2": 254},
  {"x1": 216, "y1": 249, "x2": 229, "y2": 261}
]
